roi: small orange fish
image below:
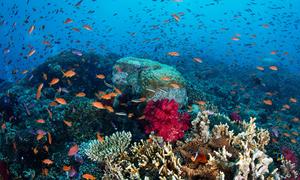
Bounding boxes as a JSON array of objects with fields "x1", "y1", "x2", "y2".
[
  {"x1": 193, "y1": 57, "x2": 203, "y2": 63},
  {"x1": 168, "y1": 52, "x2": 180, "y2": 56},
  {"x1": 22, "y1": 70, "x2": 29, "y2": 74},
  {"x1": 49, "y1": 101, "x2": 58, "y2": 107},
  {"x1": 114, "y1": 87, "x2": 122, "y2": 94},
  {"x1": 63, "y1": 120, "x2": 72, "y2": 127},
  {"x1": 82, "y1": 173, "x2": 96, "y2": 180},
  {"x1": 62, "y1": 70, "x2": 76, "y2": 78},
  {"x1": 231, "y1": 37, "x2": 240, "y2": 41},
  {"x1": 172, "y1": 14, "x2": 180, "y2": 22},
  {"x1": 28, "y1": 49, "x2": 36, "y2": 57},
  {"x1": 64, "y1": 18, "x2": 73, "y2": 24},
  {"x1": 83, "y1": 25, "x2": 92, "y2": 31},
  {"x1": 33, "y1": 147, "x2": 38, "y2": 154},
  {"x1": 47, "y1": 132, "x2": 52, "y2": 144},
  {"x1": 196, "y1": 100, "x2": 206, "y2": 105},
  {"x1": 269, "y1": 66, "x2": 278, "y2": 71},
  {"x1": 96, "y1": 132, "x2": 104, "y2": 143},
  {"x1": 76, "y1": 92, "x2": 86, "y2": 97},
  {"x1": 290, "y1": 139, "x2": 297, "y2": 144},
  {"x1": 270, "y1": 51, "x2": 277, "y2": 55},
  {"x1": 291, "y1": 117, "x2": 299, "y2": 123},
  {"x1": 49, "y1": 78, "x2": 60, "y2": 86},
  {"x1": 44, "y1": 145, "x2": 49, "y2": 152},
  {"x1": 28, "y1": 25, "x2": 35, "y2": 34},
  {"x1": 263, "y1": 99, "x2": 273, "y2": 106},
  {"x1": 55, "y1": 98, "x2": 67, "y2": 105},
  {"x1": 96, "y1": 74, "x2": 105, "y2": 79},
  {"x1": 36, "y1": 83, "x2": 44, "y2": 100},
  {"x1": 92, "y1": 101, "x2": 105, "y2": 109},
  {"x1": 68, "y1": 144, "x2": 79, "y2": 156},
  {"x1": 170, "y1": 83, "x2": 180, "y2": 89},
  {"x1": 289, "y1": 98, "x2": 297, "y2": 103},
  {"x1": 161, "y1": 76, "x2": 171, "y2": 81},
  {"x1": 36, "y1": 119, "x2": 45, "y2": 124},
  {"x1": 42, "y1": 159, "x2": 54, "y2": 165},
  {"x1": 282, "y1": 104, "x2": 290, "y2": 109},
  {"x1": 37, "y1": 134, "x2": 45, "y2": 141},
  {"x1": 105, "y1": 106, "x2": 114, "y2": 113},
  {"x1": 191, "y1": 150, "x2": 208, "y2": 164},
  {"x1": 256, "y1": 66, "x2": 264, "y2": 71},
  {"x1": 63, "y1": 165, "x2": 71, "y2": 171}
]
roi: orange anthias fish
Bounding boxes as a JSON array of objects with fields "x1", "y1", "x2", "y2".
[
  {"x1": 256, "y1": 66, "x2": 264, "y2": 71},
  {"x1": 68, "y1": 144, "x2": 79, "y2": 156},
  {"x1": 28, "y1": 25, "x2": 35, "y2": 34},
  {"x1": 96, "y1": 132, "x2": 104, "y2": 143},
  {"x1": 82, "y1": 174, "x2": 96, "y2": 180},
  {"x1": 63, "y1": 165, "x2": 71, "y2": 172},
  {"x1": 172, "y1": 14, "x2": 180, "y2": 22},
  {"x1": 62, "y1": 70, "x2": 76, "y2": 78},
  {"x1": 49, "y1": 78, "x2": 60, "y2": 86},
  {"x1": 36, "y1": 83, "x2": 44, "y2": 100},
  {"x1": 96, "y1": 74, "x2": 105, "y2": 79},
  {"x1": 105, "y1": 105, "x2": 114, "y2": 113},
  {"x1": 63, "y1": 120, "x2": 72, "y2": 127},
  {"x1": 36, "y1": 119, "x2": 45, "y2": 124},
  {"x1": 76, "y1": 92, "x2": 86, "y2": 97},
  {"x1": 263, "y1": 99, "x2": 273, "y2": 106},
  {"x1": 64, "y1": 18, "x2": 73, "y2": 24},
  {"x1": 191, "y1": 149, "x2": 208, "y2": 164},
  {"x1": 47, "y1": 132, "x2": 52, "y2": 145},
  {"x1": 289, "y1": 98, "x2": 297, "y2": 103},
  {"x1": 92, "y1": 101, "x2": 105, "y2": 109},
  {"x1": 28, "y1": 49, "x2": 36, "y2": 57},
  {"x1": 42, "y1": 159, "x2": 54, "y2": 165},
  {"x1": 168, "y1": 52, "x2": 180, "y2": 56},
  {"x1": 269, "y1": 66, "x2": 278, "y2": 71},
  {"x1": 170, "y1": 83, "x2": 180, "y2": 89},
  {"x1": 55, "y1": 98, "x2": 67, "y2": 105},
  {"x1": 83, "y1": 25, "x2": 92, "y2": 31},
  {"x1": 161, "y1": 76, "x2": 171, "y2": 81},
  {"x1": 193, "y1": 57, "x2": 203, "y2": 63}
]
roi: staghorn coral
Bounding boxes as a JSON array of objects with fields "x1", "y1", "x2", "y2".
[
  {"x1": 82, "y1": 131, "x2": 132, "y2": 162},
  {"x1": 93, "y1": 135, "x2": 183, "y2": 180},
  {"x1": 279, "y1": 159, "x2": 299, "y2": 179},
  {"x1": 129, "y1": 135, "x2": 183, "y2": 179}
]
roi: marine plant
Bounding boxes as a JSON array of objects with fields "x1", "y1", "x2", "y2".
[{"x1": 143, "y1": 99, "x2": 190, "y2": 142}]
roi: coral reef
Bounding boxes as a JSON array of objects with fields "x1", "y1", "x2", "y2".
[{"x1": 144, "y1": 99, "x2": 190, "y2": 142}]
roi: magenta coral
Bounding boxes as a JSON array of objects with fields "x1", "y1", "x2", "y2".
[{"x1": 143, "y1": 99, "x2": 190, "y2": 142}]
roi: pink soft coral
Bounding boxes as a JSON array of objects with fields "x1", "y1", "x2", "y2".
[
  {"x1": 282, "y1": 147, "x2": 298, "y2": 165},
  {"x1": 143, "y1": 99, "x2": 190, "y2": 142}
]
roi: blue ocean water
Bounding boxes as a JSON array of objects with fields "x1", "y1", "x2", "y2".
[{"x1": 0, "y1": 0, "x2": 300, "y2": 179}]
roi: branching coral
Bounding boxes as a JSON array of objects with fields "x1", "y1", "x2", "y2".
[
  {"x1": 176, "y1": 112, "x2": 281, "y2": 179},
  {"x1": 129, "y1": 135, "x2": 183, "y2": 179},
  {"x1": 144, "y1": 99, "x2": 190, "y2": 142},
  {"x1": 82, "y1": 131, "x2": 132, "y2": 162}
]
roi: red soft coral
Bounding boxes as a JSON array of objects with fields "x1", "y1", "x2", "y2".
[
  {"x1": 144, "y1": 99, "x2": 190, "y2": 142},
  {"x1": 282, "y1": 147, "x2": 298, "y2": 165}
]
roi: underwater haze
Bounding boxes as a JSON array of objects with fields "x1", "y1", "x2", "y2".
[{"x1": 0, "y1": 0, "x2": 300, "y2": 179}]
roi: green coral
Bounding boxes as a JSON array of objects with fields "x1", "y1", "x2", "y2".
[{"x1": 82, "y1": 131, "x2": 132, "y2": 162}]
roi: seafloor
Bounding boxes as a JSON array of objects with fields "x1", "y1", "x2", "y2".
[{"x1": 0, "y1": 51, "x2": 299, "y2": 179}]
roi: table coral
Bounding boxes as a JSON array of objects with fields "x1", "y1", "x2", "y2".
[{"x1": 144, "y1": 99, "x2": 190, "y2": 142}]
